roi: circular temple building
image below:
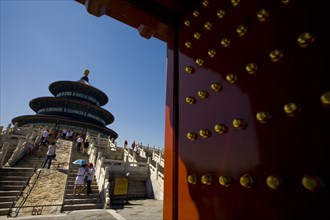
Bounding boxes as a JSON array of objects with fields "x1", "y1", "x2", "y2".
[{"x1": 12, "y1": 69, "x2": 118, "y2": 139}]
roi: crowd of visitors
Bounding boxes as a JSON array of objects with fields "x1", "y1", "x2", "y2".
[
  {"x1": 59, "y1": 128, "x2": 74, "y2": 140},
  {"x1": 27, "y1": 127, "x2": 92, "y2": 169},
  {"x1": 14, "y1": 126, "x2": 99, "y2": 200},
  {"x1": 21, "y1": 127, "x2": 149, "y2": 199}
]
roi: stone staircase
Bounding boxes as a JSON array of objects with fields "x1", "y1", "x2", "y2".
[
  {"x1": 61, "y1": 146, "x2": 102, "y2": 212},
  {"x1": 0, "y1": 144, "x2": 46, "y2": 217},
  {"x1": 0, "y1": 167, "x2": 35, "y2": 216},
  {"x1": 13, "y1": 150, "x2": 46, "y2": 169},
  {"x1": 0, "y1": 138, "x2": 155, "y2": 216}
]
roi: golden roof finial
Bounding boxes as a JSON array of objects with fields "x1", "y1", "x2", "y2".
[{"x1": 83, "y1": 69, "x2": 90, "y2": 76}]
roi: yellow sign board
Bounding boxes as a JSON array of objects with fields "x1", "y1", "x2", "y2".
[{"x1": 113, "y1": 177, "x2": 128, "y2": 195}]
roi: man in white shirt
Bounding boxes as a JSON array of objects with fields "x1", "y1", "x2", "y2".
[
  {"x1": 61, "y1": 128, "x2": 67, "y2": 139},
  {"x1": 76, "y1": 135, "x2": 84, "y2": 153},
  {"x1": 42, "y1": 142, "x2": 56, "y2": 169}
]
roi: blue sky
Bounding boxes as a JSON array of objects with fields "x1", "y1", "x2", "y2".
[{"x1": 0, "y1": 0, "x2": 167, "y2": 149}]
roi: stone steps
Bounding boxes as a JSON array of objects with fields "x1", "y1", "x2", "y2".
[
  {"x1": 0, "y1": 138, "x2": 156, "y2": 216},
  {"x1": 65, "y1": 194, "x2": 99, "y2": 200},
  {"x1": 0, "y1": 167, "x2": 35, "y2": 217},
  {"x1": 0, "y1": 208, "x2": 10, "y2": 216},
  {"x1": 0, "y1": 180, "x2": 27, "y2": 186},
  {"x1": 0, "y1": 185, "x2": 25, "y2": 191},
  {"x1": 60, "y1": 148, "x2": 102, "y2": 213},
  {"x1": 61, "y1": 203, "x2": 101, "y2": 212},
  {"x1": 1, "y1": 176, "x2": 30, "y2": 181},
  {"x1": 62, "y1": 196, "x2": 102, "y2": 211},
  {"x1": 0, "y1": 197, "x2": 16, "y2": 215},
  {"x1": 0, "y1": 201, "x2": 12, "y2": 209},
  {"x1": 0, "y1": 168, "x2": 35, "y2": 176},
  {"x1": 0, "y1": 195, "x2": 17, "y2": 203},
  {"x1": 65, "y1": 186, "x2": 99, "y2": 193},
  {"x1": 0, "y1": 190, "x2": 20, "y2": 197},
  {"x1": 14, "y1": 154, "x2": 46, "y2": 169}
]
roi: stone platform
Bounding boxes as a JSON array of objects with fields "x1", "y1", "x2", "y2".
[{"x1": 5, "y1": 199, "x2": 163, "y2": 220}]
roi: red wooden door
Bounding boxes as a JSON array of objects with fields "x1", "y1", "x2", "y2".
[
  {"x1": 165, "y1": 0, "x2": 329, "y2": 219},
  {"x1": 75, "y1": 0, "x2": 329, "y2": 219}
]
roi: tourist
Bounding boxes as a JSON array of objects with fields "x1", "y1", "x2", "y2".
[
  {"x1": 41, "y1": 129, "x2": 49, "y2": 141},
  {"x1": 82, "y1": 138, "x2": 89, "y2": 155},
  {"x1": 73, "y1": 164, "x2": 87, "y2": 195},
  {"x1": 124, "y1": 140, "x2": 128, "y2": 148},
  {"x1": 61, "y1": 128, "x2": 67, "y2": 139},
  {"x1": 84, "y1": 164, "x2": 89, "y2": 183},
  {"x1": 65, "y1": 130, "x2": 70, "y2": 139},
  {"x1": 66, "y1": 129, "x2": 74, "y2": 140},
  {"x1": 134, "y1": 145, "x2": 140, "y2": 155},
  {"x1": 76, "y1": 135, "x2": 84, "y2": 153},
  {"x1": 131, "y1": 140, "x2": 136, "y2": 152},
  {"x1": 85, "y1": 163, "x2": 95, "y2": 195},
  {"x1": 42, "y1": 141, "x2": 56, "y2": 169},
  {"x1": 69, "y1": 130, "x2": 74, "y2": 140},
  {"x1": 133, "y1": 144, "x2": 140, "y2": 160},
  {"x1": 26, "y1": 139, "x2": 36, "y2": 155},
  {"x1": 48, "y1": 128, "x2": 54, "y2": 138}
]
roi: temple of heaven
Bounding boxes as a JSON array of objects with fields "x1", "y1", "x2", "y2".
[{"x1": 12, "y1": 69, "x2": 118, "y2": 140}]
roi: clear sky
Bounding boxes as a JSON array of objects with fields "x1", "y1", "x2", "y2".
[{"x1": 0, "y1": 0, "x2": 167, "y2": 149}]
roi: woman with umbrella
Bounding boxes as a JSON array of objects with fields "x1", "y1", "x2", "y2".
[{"x1": 73, "y1": 161, "x2": 87, "y2": 195}]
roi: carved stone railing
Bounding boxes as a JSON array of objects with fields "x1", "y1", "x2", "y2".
[
  {"x1": 5, "y1": 135, "x2": 31, "y2": 167},
  {"x1": 0, "y1": 142, "x2": 9, "y2": 167},
  {"x1": 0, "y1": 124, "x2": 41, "y2": 167}
]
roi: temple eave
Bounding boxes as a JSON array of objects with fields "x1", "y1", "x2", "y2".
[{"x1": 12, "y1": 115, "x2": 118, "y2": 139}]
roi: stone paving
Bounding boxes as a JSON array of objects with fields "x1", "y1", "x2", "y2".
[
  {"x1": 16, "y1": 169, "x2": 68, "y2": 216},
  {"x1": 113, "y1": 199, "x2": 163, "y2": 220},
  {"x1": 9, "y1": 199, "x2": 163, "y2": 220}
]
